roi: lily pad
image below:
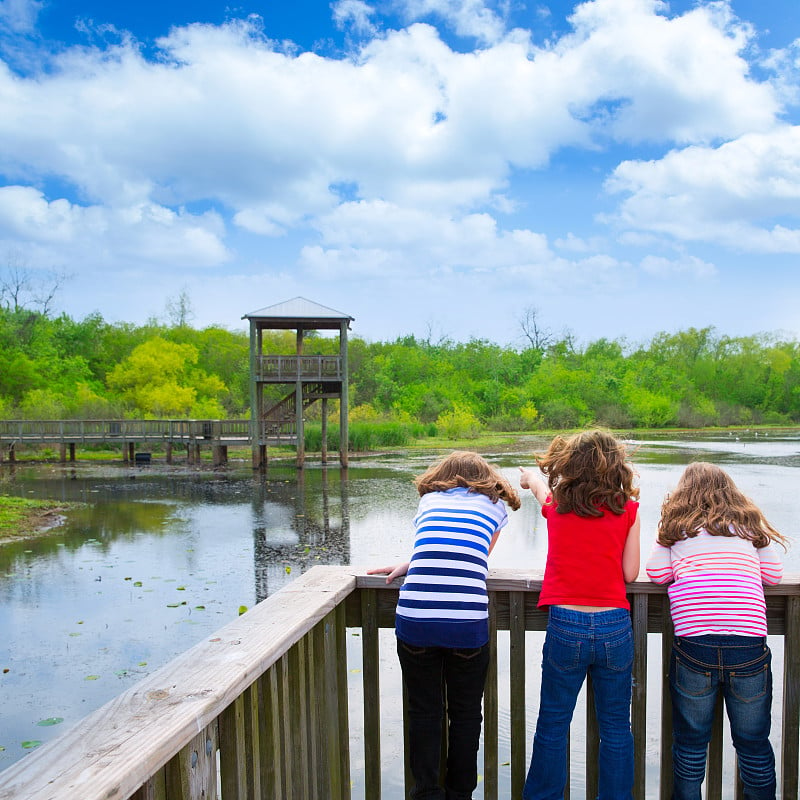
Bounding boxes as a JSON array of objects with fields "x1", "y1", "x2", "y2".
[
  {"x1": 85, "y1": 675, "x2": 100, "y2": 681},
  {"x1": 21, "y1": 740, "x2": 42, "y2": 749},
  {"x1": 36, "y1": 717, "x2": 63, "y2": 727}
]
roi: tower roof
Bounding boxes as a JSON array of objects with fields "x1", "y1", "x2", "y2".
[{"x1": 243, "y1": 297, "x2": 354, "y2": 330}]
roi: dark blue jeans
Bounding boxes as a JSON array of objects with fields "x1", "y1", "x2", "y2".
[
  {"x1": 523, "y1": 606, "x2": 634, "y2": 800},
  {"x1": 669, "y1": 635, "x2": 775, "y2": 800},
  {"x1": 396, "y1": 638, "x2": 491, "y2": 800}
]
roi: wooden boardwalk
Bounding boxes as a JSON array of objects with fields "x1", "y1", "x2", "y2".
[
  {"x1": 0, "y1": 567, "x2": 797, "y2": 800},
  {"x1": 0, "y1": 419, "x2": 297, "y2": 464}
]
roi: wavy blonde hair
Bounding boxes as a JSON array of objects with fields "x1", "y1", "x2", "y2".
[
  {"x1": 414, "y1": 451, "x2": 521, "y2": 510},
  {"x1": 535, "y1": 429, "x2": 639, "y2": 517},
  {"x1": 658, "y1": 461, "x2": 786, "y2": 549}
]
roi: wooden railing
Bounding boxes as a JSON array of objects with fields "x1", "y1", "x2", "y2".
[
  {"x1": 255, "y1": 355, "x2": 342, "y2": 382},
  {"x1": 0, "y1": 419, "x2": 250, "y2": 445},
  {"x1": 0, "y1": 567, "x2": 797, "y2": 800}
]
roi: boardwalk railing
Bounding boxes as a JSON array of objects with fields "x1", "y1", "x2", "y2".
[
  {"x1": 0, "y1": 419, "x2": 250, "y2": 445},
  {"x1": 0, "y1": 567, "x2": 797, "y2": 800}
]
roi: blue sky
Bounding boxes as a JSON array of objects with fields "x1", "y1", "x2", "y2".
[{"x1": 0, "y1": 0, "x2": 798, "y2": 347}]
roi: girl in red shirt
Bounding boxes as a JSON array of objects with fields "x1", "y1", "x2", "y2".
[{"x1": 519, "y1": 429, "x2": 641, "y2": 800}]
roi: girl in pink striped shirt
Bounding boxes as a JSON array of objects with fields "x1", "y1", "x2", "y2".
[{"x1": 646, "y1": 462, "x2": 787, "y2": 800}]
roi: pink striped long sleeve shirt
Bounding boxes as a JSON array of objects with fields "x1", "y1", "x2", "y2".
[{"x1": 646, "y1": 530, "x2": 783, "y2": 637}]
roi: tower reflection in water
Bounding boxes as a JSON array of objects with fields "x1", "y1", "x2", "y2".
[{"x1": 252, "y1": 466, "x2": 351, "y2": 602}]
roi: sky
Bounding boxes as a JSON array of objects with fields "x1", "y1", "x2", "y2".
[{"x1": 0, "y1": 0, "x2": 798, "y2": 348}]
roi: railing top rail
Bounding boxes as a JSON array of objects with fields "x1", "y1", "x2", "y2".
[
  {"x1": 356, "y1": 570, "x2": 800, "y2": 595},
  {"x1": 0, "y1": 566, "x2": 356, "y2": 800}
]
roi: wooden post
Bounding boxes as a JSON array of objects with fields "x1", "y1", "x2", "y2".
[
  {"x1": 782, "y1": 595, "x2": 800, "y2": 800},
  {"x1": 321, "y1": 398, "x2": 328, "y2": 464},
  {"x1": 631, "y1": 592, "x2": 648, "y2": 799},
  {"x1": 166, "y1": 442, "x2": 173, "y2": 464},
  {"x1": 509, "y1": 592, "x2": 527, "y2": 798},
  {"x1": 296, "y1": 328, "x2": 305, "y2": 469},
  {"x1": 59, "y1": 443, "x2": 67, "y2": 463},
  {"x1": 69, "y1": 442, "x2": 76, "y2": 462},
  {"x1": 212, "y1": 445, "x2": 227, "y2": 466},
  {"x1": 660, "y1": 597, "x2": 675, "y2": 800},
  {"x1": 339, "y1": 320, "x2": 349, "y2": 467},
  {"x1": 249, "y1": 319, "x2": 261, "y2": 468}
]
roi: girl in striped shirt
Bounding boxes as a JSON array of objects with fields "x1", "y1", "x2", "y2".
[
  {"x1": 369, "y1": 451, "x2": 520, "y2": 800},
  {"x1": 646, "y1": 462, "x2": 787, "y2": 800}
]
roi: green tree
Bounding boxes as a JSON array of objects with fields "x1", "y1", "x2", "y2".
[{"x1": 107, "y1": 337, "x2": 228, "y2": 418}]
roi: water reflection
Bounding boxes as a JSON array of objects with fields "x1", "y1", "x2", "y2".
[{"x1": 251, "y1": 467, "x2": 351, "y2": 600}]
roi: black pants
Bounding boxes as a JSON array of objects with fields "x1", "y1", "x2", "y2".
[{"x1": 397, "y1": 638, "x2": 491, "y2": 800}]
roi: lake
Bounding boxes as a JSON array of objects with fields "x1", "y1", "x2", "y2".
[{"x1": 1, "y1": 429, "x2": 798, "y2": 795}]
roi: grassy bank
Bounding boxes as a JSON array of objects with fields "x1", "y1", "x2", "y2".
[{"x1": 0, "y1": 497, "x2": 72, "y2": 543}]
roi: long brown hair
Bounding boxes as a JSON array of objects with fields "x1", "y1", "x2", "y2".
[
  {"x1": 414, "y1": 451, "x2": 521, "y2": 510},
  {"x1": 535, "y1": 429, "x2": 638, "y2": 517},
  {"x1": 658, "y1": 461, "x2": 786, "y2": 548}
]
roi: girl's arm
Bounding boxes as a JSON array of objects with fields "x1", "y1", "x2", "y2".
[
  {"x1": 621, "y1": 511, "x2": 641, "y2": 582},
  {"x1": 759, "y1": 542, "x2": 783, "y2": 586},
  {"x1": 488, "y1": 528, "x2": 501, "y2": 555},
  {"x1": 645, "y1": 542, "x2": 674, "y2": 584},
  {"x1": 519, "y1": 468, "x2": 549, "y2": 505},
  {"x1": 366, "y1": 562, "x2": 410, "y2": 584}
]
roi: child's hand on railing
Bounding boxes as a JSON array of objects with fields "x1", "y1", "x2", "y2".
[{"x1": 367, "y1": 562, "x2": 410, "y2": 584}]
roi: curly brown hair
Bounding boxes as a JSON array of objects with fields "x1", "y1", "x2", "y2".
[
  {"x1": 535, "y1": 429, "x2": 639, "y2": 517},
  {"x1": 414, "y1": 451, "x2": 521, "y2": 511},
  {"x1": 658, "y1": 461, "x2": 786, "y2": 549}
]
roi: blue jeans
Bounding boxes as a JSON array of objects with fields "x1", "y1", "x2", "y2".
[
  {"x1": 669, "y1": 635, "x2": 775, "y2": 800},
  {"x1": 522, "y1": 606, "x2": 634, "y2": 800},
  {"x1": 396, "y1": 638, "x2": 491, "y2": 800}
]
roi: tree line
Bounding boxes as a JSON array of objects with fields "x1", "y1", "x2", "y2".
[{"x1": 1, "y1": 305, "x2": 799, "y2": 432}]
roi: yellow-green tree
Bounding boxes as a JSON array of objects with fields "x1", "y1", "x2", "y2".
[{"x1": 107, "y1": 337, "x2": 227, "y2": 418}]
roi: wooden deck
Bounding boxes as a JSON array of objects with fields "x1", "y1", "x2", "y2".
[{"x1": 0, "y1": 567, "x2": 797, "y2": 800}]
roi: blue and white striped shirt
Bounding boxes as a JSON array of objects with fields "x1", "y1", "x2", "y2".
[{"x1": 395, "y1": 487, "x2": 510, "y2": 648}]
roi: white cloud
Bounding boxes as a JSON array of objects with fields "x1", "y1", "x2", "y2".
[
  {"x1": 761, "y1": 39, "x2": 800, "y2": 107},
  {"x1": 555, "y1": 232, "x2": 608, "y2": 253},
  {"x1": 0, "y1": 0, "x2": 43, "y2": 33},
  {"x1": 395, "y1": 0, "x2": 509, "y2": 45},
  {"x1": 605, "y1": 125, "x2": 800, "y2": 252},
  {"x1": 553, "y1": 0, "x2": 777, "y2": 144},
  {"x1": 332, "y1": 0, "x2": 378, "y2": 37},
  {"x1": 0, "y1": 0, "x2": 781, "y2": 221},
  {"x1": 298, "y1": 198, "x2": 631, "y2": 297},
  {"x1": 640, "y1": 254, "x2": 717, "y2": 278},
  {"x1": 0, "y1": 186, "x2": 230, "y2": 267},
  {"x1": 0, "y1": 0, "x2": 795, "y2": 319}
]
